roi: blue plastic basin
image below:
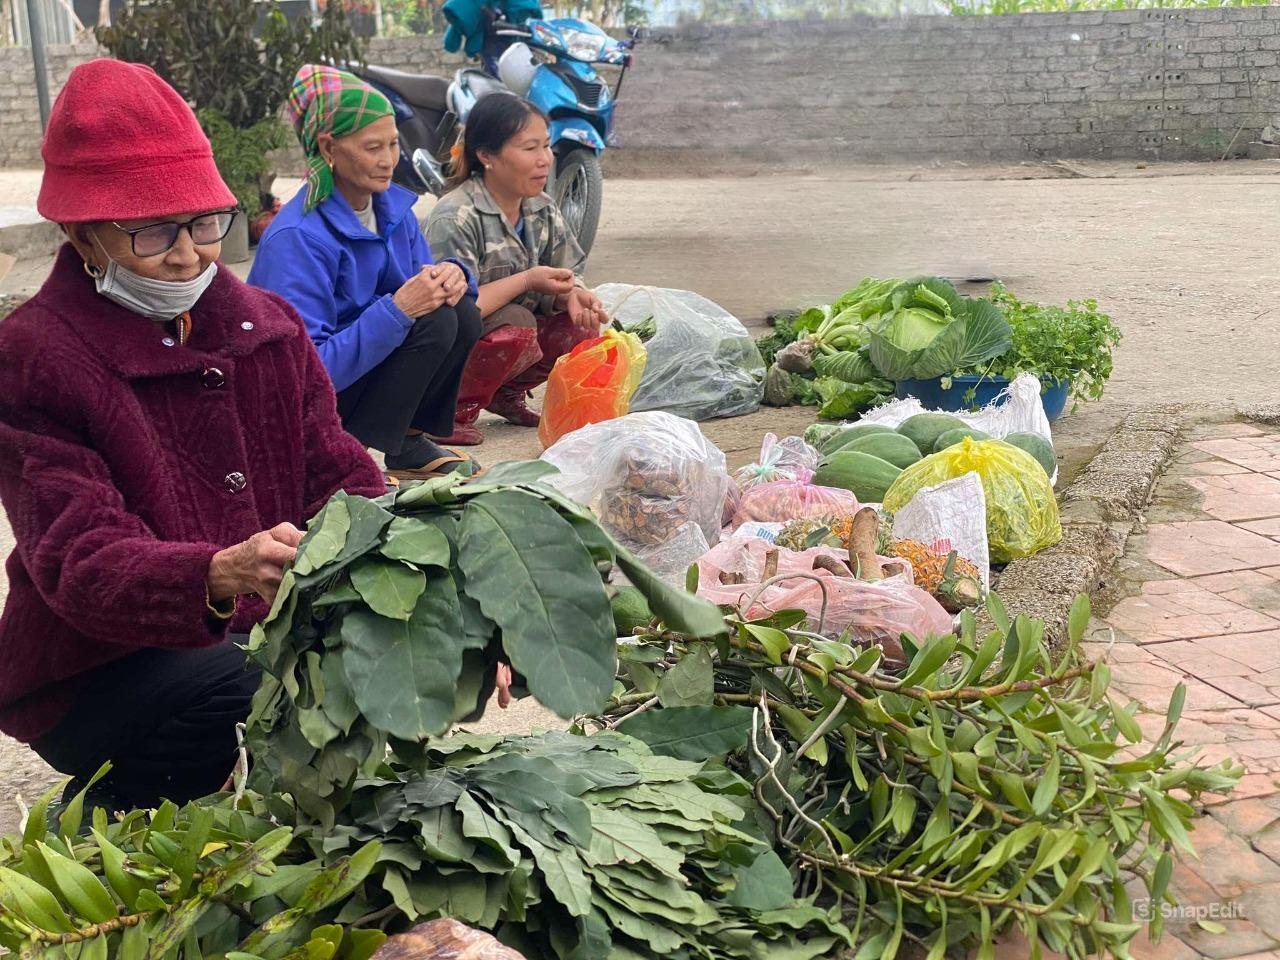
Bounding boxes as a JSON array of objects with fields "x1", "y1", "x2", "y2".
[{"x1": 893, "y1": 375, "x2": 1071, "y2": 423}]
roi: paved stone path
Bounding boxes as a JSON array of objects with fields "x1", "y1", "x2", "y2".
[{"x1": 1070, "y1": 421, "x2": 1280, "y2": 960}]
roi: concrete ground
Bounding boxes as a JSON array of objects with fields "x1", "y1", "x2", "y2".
[{"x1": 3, "y1": 161, "x2": 1280, "y2": 954}]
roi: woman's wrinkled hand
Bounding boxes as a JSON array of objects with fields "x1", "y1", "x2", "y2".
[
  {"x1": 524, "y1": 266, "x2": 576, "y2": 298},
  {"x1": 431, "y1": 261, "x2": 469, "y2": 307},
  {"x1": 207, "y1": 523, "x2": 304, "y2": 606},
  {"x1": 564, "y1": 287, "x2": 608, "y2": 331},
  {"x1": 393, "y1": 266, "x2": 450, "y2": 318}
]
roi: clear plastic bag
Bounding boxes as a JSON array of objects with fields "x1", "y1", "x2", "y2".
[
  {"x1": 734, "y1": 433, "x2": 822, "y2": 491},
  {"x1": 695, "y1": 537, "x2": 955, "y2": 660},
  {"x1": 731, "y1": 476, "x2": 859, "y2": 527},
  {"x1": 855, "y1": 373, "x2": 1058, "y2": 485},
  {"x1": 596, "y1": 283, "x2": 766, "y2": 421},
  {"x1": 883, "y1": 438, "x2": 1061, "y2": 564},
  {"x1": 538, "y1": 328, "x2": 646, "y2": 448},
  {"x1": 541, "y1": 411, "x2": 730, "y2": 564}
]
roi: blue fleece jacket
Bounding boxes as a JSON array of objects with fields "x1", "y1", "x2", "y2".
[{"x1": 248, "y1": 184, "x2": 475, "y2": 393}]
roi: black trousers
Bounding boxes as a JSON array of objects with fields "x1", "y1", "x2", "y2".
[
  {"x1": 30, "y1": 638, "x2": 260, "y2": 810},
  {"x1": 336, "y1": 297, "x2": 482, "y2": 455}
]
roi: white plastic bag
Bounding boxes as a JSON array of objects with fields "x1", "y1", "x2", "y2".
[
  {"x1": 734, "y1": 434, "x2": 821, "y2": 491},
  {"x1": 540, "y1": 411, "x2": 730, "y2": 568},
  {"x1": 596, "y1": 283, "x2": 765, "y2": 421},
  {"x1": 891, "y1": 472, "x2": 991, "y2": 592},
  {"x1": 855, "y1": 374, "x2": 1057, "y2": 484}
]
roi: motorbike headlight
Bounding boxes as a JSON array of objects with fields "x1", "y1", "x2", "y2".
[
  {"x1": 530, "y1": 22, "x2": 566, "y2": 52},
  {"x1": 560, "y1": 27, "x2": 608, "y2": 62}
]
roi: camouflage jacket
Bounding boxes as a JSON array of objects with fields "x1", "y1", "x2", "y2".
[{"x1": 425, "y1": 176, "x2": 586, "y2": 316}]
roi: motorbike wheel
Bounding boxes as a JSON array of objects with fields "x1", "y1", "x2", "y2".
[{"x1": 552, "y1": 148, "x2": 603, "y2": 257}]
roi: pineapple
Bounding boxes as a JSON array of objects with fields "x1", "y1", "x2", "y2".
[
  {"x1": 775, "y1": 515, "x2": 856, "y2": 552},
  {"x1": 888, "y1": 539, "x2": 983, "y2": 612}
]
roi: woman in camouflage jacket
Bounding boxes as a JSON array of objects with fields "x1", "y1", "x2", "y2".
[{"x1": 425, "y1": 94, "x2": 608, "y2": 445}]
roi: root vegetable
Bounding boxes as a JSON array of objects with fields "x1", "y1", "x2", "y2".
[{"x1": 849, "y1": 508, "x2": 883, "y2": 580}]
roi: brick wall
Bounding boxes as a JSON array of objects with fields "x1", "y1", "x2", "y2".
[{"x1": 4, "y1": 8, "x2": 1278, "y2": 168}]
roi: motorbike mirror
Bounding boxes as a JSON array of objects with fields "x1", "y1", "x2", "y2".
[{"x1": 411, "y1": 148, "x2": 447, "y2": 196}]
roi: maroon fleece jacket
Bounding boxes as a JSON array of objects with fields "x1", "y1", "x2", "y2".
[{"x1": 0, "y1": 245, "x2": 386, "y2": 742}]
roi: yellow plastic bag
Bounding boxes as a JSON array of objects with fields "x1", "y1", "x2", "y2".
[
  {"x1": 538, "y1": 329, "x2": 647, "y2": 448},
  {"x1": 883, "y1": 438, "x2": 1061, "y2": 563}
]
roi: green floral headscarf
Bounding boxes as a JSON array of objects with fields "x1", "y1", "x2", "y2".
[{"x1": 286, "y1": 65, "x2": 395, "y2": 213}]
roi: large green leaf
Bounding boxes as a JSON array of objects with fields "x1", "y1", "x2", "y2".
[
  {"x1": 617, "y1": 706, "x2": 753, "y2": 761},
  {"x1": 656, "y1": 646, "x2": 713, "y2": 708},
  {"x1": 812, "y1": 350, "x2": 878, "y2": 384},
  {"x1": 349, "y1": 558, "x2": 425, "y2": 621},
  {"x1": 339, "y1": 572, "x2": 466, "y2": 741},
  {"x1": 588, "y1": 806, "x2": 686, "y2": 881},
  {"x1": 727, "y1": 849, "x2": 796, "y2": 912},
  {"x1": 457, "y1": 490, "x2": 616, "y2": 718},
  {"x1": 294, "y1": 498, "x2": 351, "y2": 577},
  {"x1": 380, "y1": 516, "x2": 451, "y2": 567}
]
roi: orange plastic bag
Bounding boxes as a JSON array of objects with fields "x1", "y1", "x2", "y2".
[{"x1": 538, "y1": 329, "x2": 646, "y2": 447}]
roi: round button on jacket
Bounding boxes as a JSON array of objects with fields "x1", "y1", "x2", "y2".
[
  {"x1": 224, "y1": 471, "x2": 247, "y2": 494},
  {"x1": 202, "y1": 366, "x2": 226, "y2": 389}
]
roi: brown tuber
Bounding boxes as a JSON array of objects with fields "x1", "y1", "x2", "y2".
[{"x1": 372, "y1": 920, "x2": 526, "y2": 960}]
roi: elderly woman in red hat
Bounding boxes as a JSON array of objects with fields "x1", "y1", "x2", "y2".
[{"x1": 0, "y1": 59, "x2": 387, "y2": 810}]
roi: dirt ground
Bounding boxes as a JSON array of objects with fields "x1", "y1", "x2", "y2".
[{"x1": 1, "y1": 159, "x2": 1278, "y2": 837}]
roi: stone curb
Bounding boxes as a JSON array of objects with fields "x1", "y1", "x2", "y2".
[{"x1": 984, "y1": 408, "x2": 1184, "y2": 646}]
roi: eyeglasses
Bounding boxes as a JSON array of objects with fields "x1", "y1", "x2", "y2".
[{"x1": 110, "y1": 211, "x2": 238, "y2": 258}]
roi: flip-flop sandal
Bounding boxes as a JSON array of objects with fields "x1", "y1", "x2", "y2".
[{"x1": 386, "y1": 452, "x2": 480, "y2": 482}]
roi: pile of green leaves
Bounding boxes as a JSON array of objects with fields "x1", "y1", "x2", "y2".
[
  {"x1": 243, "y1": 463, "x2": 727, "y2": 827},
  {"x1": 957, "y1": 283, "x2": 1123, "y2": 405},
  {"x1": 315, "y1": 731, "x2": 851, "y2": 959},
  {"x1": 0, "y1": 771, "x2": 385, "y2": 960},
  {"x1": 602, "y1": 595, "x2": 1244, "y2": 960}
]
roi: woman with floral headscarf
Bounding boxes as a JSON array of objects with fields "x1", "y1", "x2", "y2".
[{"x1": 250, "y1": 65, "x2": 481, "y2": 480}]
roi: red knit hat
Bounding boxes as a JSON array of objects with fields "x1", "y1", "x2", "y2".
[{"x1": 37, "y1": 59, "x2": 237, "y2": 224}]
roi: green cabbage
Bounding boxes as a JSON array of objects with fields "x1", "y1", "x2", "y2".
[{"x1": 866, "y1": 278, "x2": 1011, "y2": 382}]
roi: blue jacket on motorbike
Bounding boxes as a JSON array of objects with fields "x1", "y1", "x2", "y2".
[
  {"x1": 443, "y1": 0, "x2": 543, "y2": 55},
  {"x1": 248, "y1": 183, "x2": 475, "y2": 393}
]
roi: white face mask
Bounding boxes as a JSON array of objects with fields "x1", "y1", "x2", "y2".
[{"x1": 90, "y1": 230, "x2": 218, "y2": 321}]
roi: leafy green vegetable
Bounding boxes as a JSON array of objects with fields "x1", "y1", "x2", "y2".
[
  {"x1": 869, "y1": 292, "x2": 1012, "y2": 382},
  {"x1": 811, "y1": 349, "x2": 878, "y2": 384},
  {"x1": 601, "y1": 595, "x2": 1245, "y2": 960},
  {"x1": 813, "y1": 376, "x2": 894, "y2": 420},
  {"x1": 244, "y1": 466, "x2": 727, "y2": 826},
  {"x1": 959, "y1": 282, "x2": 1123, "y2": 405}
]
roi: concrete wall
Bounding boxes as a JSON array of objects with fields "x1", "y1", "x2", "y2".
[
  {"x1": 4, "y1": 7, "x2": 1278, "y2": 168},
  {"x1": 618, "y1": 8, "x2": 1280, "y2": 163}
]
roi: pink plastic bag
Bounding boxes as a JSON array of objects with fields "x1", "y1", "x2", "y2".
[
  {"x1": 730, "y1": 473, "x2": 858, "y2": 527},
  {"x1": 696, "y1": 537, "x2": 955, "y2": 661}
]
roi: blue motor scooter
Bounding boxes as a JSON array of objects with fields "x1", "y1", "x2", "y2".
[{"x1": 353, "y1": 11, "x2": 634, "y2": 255}]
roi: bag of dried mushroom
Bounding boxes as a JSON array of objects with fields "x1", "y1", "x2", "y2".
[{"x1": 540, "y1": 411, "x2": 731, "y2": 581}]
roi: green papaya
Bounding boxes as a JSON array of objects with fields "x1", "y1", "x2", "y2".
[
  {"x1": 813, "y1": 451, "x2": 903, "y2": 504},
  {"x1": 1003, "y1": 431, "x2": 1056, "y2": 477},
  {"x1": 829, "y1": 432, "x2": 923, "y2": 470},
  {"x1": 819, "y1": 422, "x2": 898, "y2": 456},
  {"x1": 611, "y1": 587, "x2": 653, "y2": 637},
  {"x1": 897, "y1": 413, "x2": 969, "y2": 456},
  {"x1": 934, "y1": 427, "x2": 992, "y2": 453}
]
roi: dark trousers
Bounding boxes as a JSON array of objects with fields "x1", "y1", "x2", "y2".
[
  {"x1": 30, "y1": 638, "x2": 260, "y2": 810},
  {"x1": 336, "y1": 296, "x2": 482, "y2": 455}
]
